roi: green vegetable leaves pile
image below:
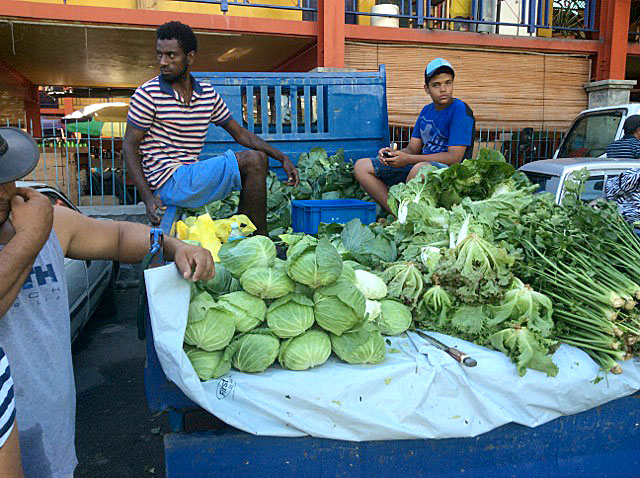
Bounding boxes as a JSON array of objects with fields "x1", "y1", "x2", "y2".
[{"x1": 184, "y1": 229, "x2": 413, "y2": 381}]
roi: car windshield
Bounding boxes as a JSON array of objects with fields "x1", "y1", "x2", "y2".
[
  {"x1": 557, "y1": 110, "x2": 624, "y2": 158},
  {"x1": 523, "y1": 172, "x2": 560, "y2": 195}
]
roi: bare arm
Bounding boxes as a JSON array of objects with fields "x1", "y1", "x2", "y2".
[
  {"x1": 53, "y1": 206, "x2": 214, "y2": 281},
  {"x1": 221, "y1": 119, "x2": 300, "y2": 186},
  {"x1": 122, "y1": 123, "x2": 164, "y2": 224},
  {"x1": 0, "y1": 189, "x2": 53, "y2": 316},
  {"x1": 384, "y1": 137, "x2": 467, "y2": 167}
]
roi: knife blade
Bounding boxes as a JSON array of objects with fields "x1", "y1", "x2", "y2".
[{"x1": 414, "y1": 330, "x2": 477, "y2": 367}]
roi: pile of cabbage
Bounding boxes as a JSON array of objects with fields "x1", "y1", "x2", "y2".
[{"x1": 183, "y1": 235, "x2": 412, "y2": 381}]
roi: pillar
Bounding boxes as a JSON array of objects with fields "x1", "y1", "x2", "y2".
[{"x1": 317, "y1": 0, "x2": 345, "y2": 68}]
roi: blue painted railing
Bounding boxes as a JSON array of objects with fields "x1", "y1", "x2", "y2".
[
  {"x1": 345, "y1": 0, "x2": 597, "y2": 35},
  {"x1": 5, "y1": 117, "x2": 565, "y2": 207},
  {"x1": 172, "y1": 0, "x2": 597, "y2": 35}
]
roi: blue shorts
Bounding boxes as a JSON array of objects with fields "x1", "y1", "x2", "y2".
[
  {"x1": 154, "y1": 150, "x2": 242, "y2": 208},
  {"x1": 371, "y1": 156, "x2": 447, "y2": 187}
]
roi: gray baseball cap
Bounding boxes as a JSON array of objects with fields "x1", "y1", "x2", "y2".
[{"x1": 0, "y1": 127, "x2": 39, "y2": 183}]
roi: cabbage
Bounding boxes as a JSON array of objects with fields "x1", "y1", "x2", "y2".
[
  {"x1": 266, "y1": 293, "x2": 315, "y2": 338},
  {"x1": 184, "y1": 345, "x2": 231, "y2": 380},
  {"x1": 229, "y1": 329, "x2": 280, "y2": 373},
  {"x1": 354, "y1": 269, "x2": 387, "y2": 300},
  {"x1": 278, "y1": 329, "x2": 331, "y2": 370},
  {"x1": 313, "y1": 279, "x2": 366, "y2": 335},
  {"x1": 340, "y1": 262, "x2": 357, "y2": 284},
  {"x1": 375, "y1": 299, "x2": 412, "y2": 335},
  {"x1": 284, "y1": 236, "x2": 343, "y2": 288},
  {"x1": 218, "y1": 236, "x2": 276, "y2": 277},
  {"x1": 217, "y1": 291, "x2": 267, "y2": 333},
  {"x1": 240, "y1": 266, "x2": 295, "y2": 299},
  {"x1": 188, "y1": 291, "x2": 216, "y2": 323},
  {"x1": 379, "y1": 261, "x2": 424, "y2": 306},
  {"x1": 330, "y1": 323, "x2": 386, "y2": 364},
  {"x1": 184, "y1": 305, "x2": 236, "y2": 351},
  {"x1": 365, "y1": 299, "x2": 382, "y2": 321},
  {"x1": 199, "y1": 263, "x2": 241, "y2": 298}
]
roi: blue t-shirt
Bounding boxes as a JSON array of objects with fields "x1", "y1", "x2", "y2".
[{"x1": 411, "y1": 98, "x2": 475, "y2": 155}]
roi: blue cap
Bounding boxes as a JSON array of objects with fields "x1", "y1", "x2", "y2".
[{"x1": 425, "y1": 58, "x2": 455, "y2": 82}]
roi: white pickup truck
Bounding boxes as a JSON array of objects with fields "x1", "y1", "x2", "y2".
[{"x1": 518, "y1": 104, "x2": 640, "y2": 203}]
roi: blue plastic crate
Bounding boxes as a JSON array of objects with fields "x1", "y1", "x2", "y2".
[{"x1": 291, "y1": 199, "x2": 377, "y2": 234}]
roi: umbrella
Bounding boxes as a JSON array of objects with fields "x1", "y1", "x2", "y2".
[
  {"x1": 63, "y1": 102, "x2": 129, "y2": 123},
  {"x1": 64, "y1": 119, "x2": 104, "y2": 137}
]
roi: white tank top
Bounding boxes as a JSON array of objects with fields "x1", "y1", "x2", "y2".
[{"x1": 0, "y1": 230, "x2": 77, "y2": 477}]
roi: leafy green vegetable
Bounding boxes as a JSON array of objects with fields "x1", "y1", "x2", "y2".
[
  {"x1": 218, "y1": 236, "x2": 276, "y2": 277},
  {"x1": 188, "y1": 291, "x2": 216, "y2": 323},
  {"x1": 240, "y1": 266, "x2": 295, "y2": 299},
  {"x1": 488, "y1": 278, "x2": 554, "y2": 336},
  {"x1": 278, "y1": 329, "x2": 332, "y2": 370},
  {"x1": 375, "y1": 300, "x2": 412, "y2": 336},
  {"x1": 184, "y1": 306, "x2": 236, "y2": 351},
  {"x1": 488, "y1": 326, "x2": 559, "y2": 377},
  {"x1": 199, "y1": 263, "x2": 242, "y2": 298},
  {"x1": 284, "y1": 236, "x2": 343, "y2": 288},
  {"x1": 313, "y1": 279, "x2": 367, "y2": 335},
  {"x1": 229, "y1": 329, "x2": 280, "y2": 373},
  {"x1": 216, "y1": 291, "x2": 267, "y2": 333},
  {"x1": 354, "y1": 269, "x2": 388, "y2": 300},
  {"x1": 379, "y1": 261, "x2": 424, "y2": 306},
  {"x1": 266, "y1": 293, "x2": 315, "y2": 338},
  {"x1": 320, "y1": 219, "x2": 397, "y2": 269},
  {"x1": 330, "y1": 323, "x2": 386, "y2": 364},
  {"x1": 184, "y1": 345, "x2": 231, "y2": 380}
]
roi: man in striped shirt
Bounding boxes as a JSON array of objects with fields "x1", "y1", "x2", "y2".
[
  {"x1": 604, "y1": 115, "x2": 640, "y2": 224},
  {"x1": 605, "y1": 114, "x2": 640, "y2": 160},
  {"x1": 123, "y1": 21, "x2": 299, "y2": 233}
]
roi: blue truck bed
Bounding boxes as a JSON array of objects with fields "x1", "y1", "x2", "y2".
[{"x1": 145, "y1": 67, "x2": 640, "y2": 477}]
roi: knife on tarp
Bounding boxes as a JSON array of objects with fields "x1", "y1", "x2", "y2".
[{"x1": 414, "y1": 329, "x2": 477, "y2": 367}]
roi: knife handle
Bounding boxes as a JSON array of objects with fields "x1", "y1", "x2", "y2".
[{"x1": 446, "y1": 348, "x2": 477, "y2": 367}]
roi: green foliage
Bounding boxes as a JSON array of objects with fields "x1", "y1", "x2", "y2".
[
  {"x1": 216, "y1": 291, "x2": 267, "y2": 333},
  {"x1": 284, "y1": 236, "x2": 344, "y2": 289},
  {"x1": 184, "y1": 306, "x2": 236, "y2": 352},
  {"x1": 184, "y1": 345, "x2": 231, "y2": 381},
  {"x1": 313, "y1": 278, "x2": 367, "y2": 336},
  {"x1": 330, "y1": 323, "x2": 387, "y2": 364},
  {"x1": 278, "y1": 329, "x2": 332, "y2": 371},
  {"x1": 488, "y1": 327, "x2": 559, "y2": 377},
  {"x1": 240, "y1": 266, "x2": 295, "y2": 299},
  {"x1": 266, "y1": 293, "x2": 315, "y2": 338},
  {"x1": 229, "y1": 329, "x2": 281, "y2": 373},
  {"x1": 218, "y1": 236, "x2": 277, "y2": 277},
  {"x1": 374, "y1": 300, "x2": 412, "y2": 336}
]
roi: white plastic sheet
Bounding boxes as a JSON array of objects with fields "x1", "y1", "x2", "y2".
[{"x1": 146, "y1": 264, "x2": 640, "y2": 441}]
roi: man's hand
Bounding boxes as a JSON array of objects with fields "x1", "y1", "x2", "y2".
[
  {"x1": 10, "y1": 188, "x2": 53, "y2": 247},
  {"x1": 377, "y1": 147, "x2": 392, "y2": 161},
  {"x1": 145, "y1": 196, "x2": 165, "y2": 225},
  {"x1": 173, "y1": 243, "x2": 215, "y2": 282},
  {"x1": 383, "y1": 150, "x2": 411, "y2": 169},
  {"x1": 282, "y1": 158, "x2": 300, "y2": 187}
]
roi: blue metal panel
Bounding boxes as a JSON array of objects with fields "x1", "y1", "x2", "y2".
[
  {"x1": 196, "y1": 66, "x2": 389, "y2": 169},
  {"x1": 164, "y1": 391, "x2": 640, "y2": 477}
]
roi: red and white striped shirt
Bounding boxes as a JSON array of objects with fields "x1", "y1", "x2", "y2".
[{"x1": 127, "y1": 75, "x2": 232, "y2": 190}]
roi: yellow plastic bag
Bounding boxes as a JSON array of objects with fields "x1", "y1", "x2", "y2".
[{"x1": 177, "y1": 212, "x2": 256, "y2": 262}]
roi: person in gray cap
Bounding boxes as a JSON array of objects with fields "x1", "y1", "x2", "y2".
[
  {"x1": 354, "y1": 58, "x2": 475, "y2": 215},
  {"x1": 0, "y1": 126, "x2": 215, "y2": 477}
]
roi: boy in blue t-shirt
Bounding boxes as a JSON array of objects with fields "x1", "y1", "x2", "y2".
[{"x1": 354, "y1": 58, "x2": 475, "y2": 214}]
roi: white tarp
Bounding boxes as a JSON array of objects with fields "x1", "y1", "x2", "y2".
[{"x1": 146, "y1": 264, "x2": 640, "y2": 441}]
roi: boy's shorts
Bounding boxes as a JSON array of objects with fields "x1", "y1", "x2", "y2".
[
  {"x1": 371, "y1": 156, "x2": 447, "y2": 187},
  {"x1": 154, "y1": 150, "x2": 242, "y2": 208}
]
